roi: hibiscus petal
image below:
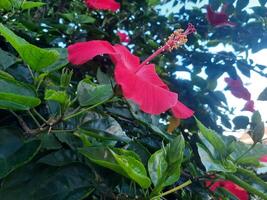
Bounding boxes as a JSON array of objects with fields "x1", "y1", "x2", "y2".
[
  {"x1": 113, "y1": 45, "x2": 140, "y2": 72},
  {"x1": 259, "y1": 155, "x2": 267, "y2": 162},
  {"x1": 115, "y1": 62, "x2": 177, "y2": 115},
  {"x1": 67, "y1": 40, "x2": 116, "y2": 65},
  {"x1": 85, "y1": 0, "x2": 120, "y2": 12},
  {"x1": 171, "y1": 100, "x2": 194, "y2": 119},
  {"x1": 242, "y1": 100, "x2": 255, "y2": 112},
  {"x1": 206, "y1": 5, "x2": 236, "y2": 27},
  {"x1": 136, "y1": 64, "x2": 169, "y2": 89},
  {"x1": 117, "y1": 31, "x2": 131, "y2": 43}
]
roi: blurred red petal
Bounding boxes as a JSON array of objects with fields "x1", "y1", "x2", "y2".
[
  {"x1": 85, "y1": 0, "x2": 120, "y2": 12},
  {"x1": 206, "y1": 179, "x2": 249, "y2": 200},
  {"x1": 117, "y1": 31, "x2": 131, "y2": 43},
  {"x1": 225, "y1": 77, "x2": 251, "y2": 100},
  {"x1": 171, "y1": 100, "x2": 194, "y2": 119},
  {"x1": 67, "y1": 40, "x2": 116, "y2": 65},
  {"x1": 259, "y1": 155, "x2": 267, "y2": 162},
  {"x1": 206, "y1": 5, "x2": 236, "y2": 27},
  {"x1": 242, "y1": 100, "x2": 255, "y2": 112}
]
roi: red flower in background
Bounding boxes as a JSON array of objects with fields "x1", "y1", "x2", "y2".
[
  {"x1": 117, "y1": 31, "x2": 131, "y2": 43},
  {"x1": 206, "y1": 179, "x2": 249, "y2": 200},
  {"x1": 242, "y1": 100, "x2": 255, "y2": 112},
  {"x1": 259, "y1": 155, "x2": 267, "y2": 162},
  {"x1": 68, "y1": 24, "x2": 196, "y2": 119},
  {"x1": 225, "y1": 77, "x2": 251, "y2": 101},
  {"x1": 206, "y1": 4, "x2": 236, "y2": 28},
  {"x1": 85, "y1": 0, "x2": 120, "y2": 12}
]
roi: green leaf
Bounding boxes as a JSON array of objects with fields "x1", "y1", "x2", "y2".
[
  {"x1": 79, "y1": 112, "x2": 130, "y2": 142},
  {"x1": 78, "y1": 146, "x2": 128, "y2": 177},
  {"x1": 110, "y1": 149, "x2": 151, "y2": 189},
  {"x1": 0, "y1": 23, "x2": 59, "y2": 71},
  {"x1": 54, "y1": 132, "x2": 82, "y2": 149},
  {"x1": 258, "y1": 87, "x2": 267, "y2": 101},
  {"x1": 39, "y1": 134, "x2": 62, "y2": 150},
  {"x1": 147, "y1": 0, "x2": 160, "y2": 6},
  {"x1": 258, "y1": 0, "x2": 267, "y2": 6},
  {"x1": 0, "y1": 48, "x2": 17, "y2": 69},
  {"x1": 0, "y1": 73, "x2": 41, "y2": 110},
  {"x1": 37, "y1": 149, "x2": 80, "y2": 166},
  {"x1": 148, "y1": 135, "x2": 185, "y2": 193},
  {"x1": 62, "y1": 13, "x2": 95, "y2": 24},
  {"x1": 251, "y1": 111, "x2": 262, "y2": 125},
  {"x1": 233, "y1": 116, "x2": 249, "y2": 130},
  {"x1": 41, "y1": 48, "x2": 68, "y2": 72},
  {"x1": 250, "y1": 121, "x2": 265, "y2": 143},
  {"x1": 197, "y1": 144, "x2": 236, "y2": 173},
  {"x1": 21, "y1": 1, "x2": 45, "y2": 10},
  {"x1": 0, "y1": 128, "x2": 41, "y2": 178},
  {"x1": 77, "y1": 79, "x2": 113, "y2": 107},
  {"x1": 148, "y1": 149, "x2": 168, "y2": 187},
  {"x1": 231, "y1": 142, "x2": 267, "y2": 165},
  {"x1": 0, "y1": 163, "x2": 94, "y2": 200},
  {"x1": 195, "y1": 118, "x2": 225, "y2": 158},
  {"x1": 0, "y1": 0, "x2": 12, "y2": 10},
  {"x1": 236, "y1": 0, "x2": 249, "y2": 11},
  {"x1": 45, "y1": 89, "x2": 69, "y2": 105}
]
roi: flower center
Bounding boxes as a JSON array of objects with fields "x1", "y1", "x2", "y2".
[{"x1": 139, "y1": 23, "x2": 196, "y2": 68}]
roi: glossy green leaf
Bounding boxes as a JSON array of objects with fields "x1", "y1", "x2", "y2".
[
  {"x1": 45, "y1": 89, "x2": 69, "y2": 105},
  {"x1": 62, "y1": 13, "x2": 95, "y2": 24},
  {"x1": 0, "y1": 163, "x2": 94, "y2": 200},
  {"x1": 41, "y1": 48, "x2": 68, "y2": 72},
  {"x1": 77, "y1": 79, "x2": 113, "y2": 107},
  {"x1": 148, "y1": 149, "x2": 167, "y2": 187},
  {"x1": 79, "y1": 146, "x2": 129, "y2": 177},
  {"x1": 37, "y1": 149, "x2": 80, "y2": 166},
  {"x1": 79, "y1": 112, "x2": 130, "y2": 142},
  {"x1": 0, "y1": 23, "x2": 59, "y2": 71},
  {"x1": 0, "y1": 128, "x2": 41, "y2": 178},
  {"x1": 0, "y1": 73, "x2": 40, "y2": 110},
  {"x1": 21, "y1": 1, "x2": 45, "y2": 10},
  {"x1": 197, "y1": 144, "x2": 236, "y2": 173},
  {"x1": 110, "y1": 149, "x2": 151, "y2": 189},
  {"x1": 0, "y1": 0, "x2": 12, "y2": 10},
  {"x1": 54, "y1": 132, "x2": 82, "y2": 149},
  {"x1": 39, "y1": 134, "x2": 62, "y2": 150},
  {"x1": 0, "y1": 49, "x2": 17, "y2": 69},
  {"x1": 148, "y1": 135, "x2": 184, "y2": 193},
  {"x1": 195, "y1": 118, "x2": 225, "y2": 157}
]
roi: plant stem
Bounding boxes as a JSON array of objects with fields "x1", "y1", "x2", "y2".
[
  {"x1": 32, "y1": 108, "x2": 47, "y2": 123},
  {"x1": 150, "y1": 179, "x2": 192, "y2": 200},
  {"x1": 235, "y1": 143, "x2": 256, "y2": 163},
  {"x1": 63, "y1": 98, "x2": 112, "y2": 121},
  {"x1": 27, "y1": 110, "x2": 41, "y2": 127}
]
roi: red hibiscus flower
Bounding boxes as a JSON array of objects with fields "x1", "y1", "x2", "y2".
[
  {"x1": 259, "y1": 155, "x2": 267, "y2": 162},
  {"x1": 206, "y1": 4, "x2": 236, "y2": 28},
  {"x1": 242, "y1": 100, "x2": 255, "y2": 112},
  {"x1": 206, "y1": 179, "x2": 249, "y2": 200},
  {"x1": 117, "y1": 31, "x2": 131, "y2": 43},
  {"x1": 85, "y1": 0, "x2": 120, "y2": 12},
  {"x1": 225, "y1": 77, "x2": 251, "y2": 101},
  {"x1": 68, "y1": 24, "x2": 196, "y2": 119}
]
